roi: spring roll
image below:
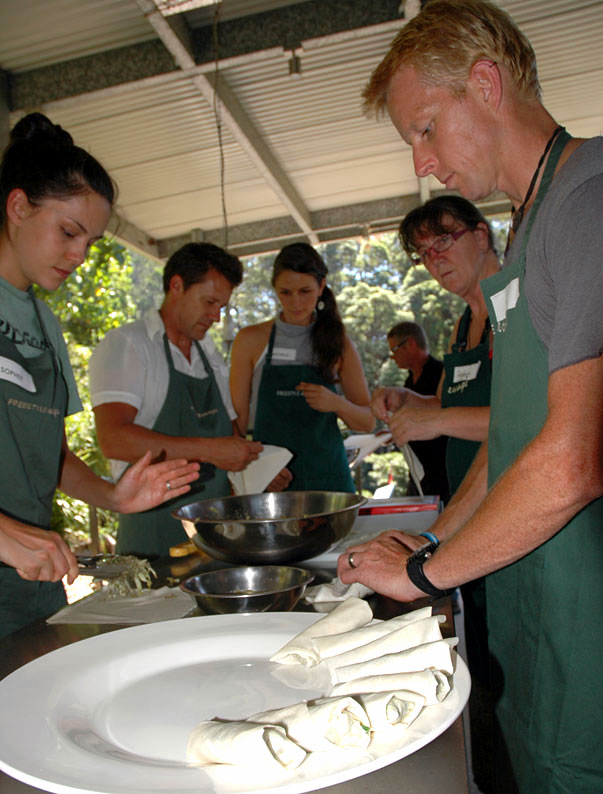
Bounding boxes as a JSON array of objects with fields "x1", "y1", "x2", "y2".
[
  {"x1": 249, "y1": 696, "x2": 371, "y2": 752},
  {"x1": 270, "y1": 597, "x2": 373, "y2": 666},
  {"x1": 330, "y1": 669, "x2": 450, "y2": 705},
  {"x1": 186, "y1": 720, "x2": 306, "y2": 769},
  {"x1": 357, "y1": 690, "x2": 426, "y2": 730},
  {"x1": 313, "y1": 606, "x2": 435, "y2": 659},
  {"x1": 324, "y1": 616, "x2": 445, "y2": 673},
  {"x1": 332, "y1": 638, "x2": 458, "y2": 685}
]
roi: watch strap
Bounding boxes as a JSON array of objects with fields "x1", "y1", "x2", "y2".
[{"x1": 406, "y1": 541, "x2": 454, "y2": 598}]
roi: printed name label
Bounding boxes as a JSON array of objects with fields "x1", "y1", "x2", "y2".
[
  {"x1": 490, "y1": 277, "x2": 520, "y2": 326},
  {"x1": 0, "y1": 356, "x2": 36, "y2": 393},
  {"x1": 453, "y1": 361, "x2": 482, "y2": 384}
]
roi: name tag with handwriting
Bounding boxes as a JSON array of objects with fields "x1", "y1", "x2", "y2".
[
  {"x1": 453, "y1": 361, "x2": 482, "y2": 383},
  {"x1": 0, "y1": 356, "x2": 36, "y2": 393}
]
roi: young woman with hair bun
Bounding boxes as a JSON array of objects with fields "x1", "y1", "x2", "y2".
[
  {"x1": 0, "y1": 112, "x2": 198, "y2": 636},
  {"x1": 230, "y1": 242, "x2": 374, "y2": 493}
]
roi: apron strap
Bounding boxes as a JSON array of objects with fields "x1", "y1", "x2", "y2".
[{"x1": 265, "y1": 322, "x2": 277, "y2": 364}]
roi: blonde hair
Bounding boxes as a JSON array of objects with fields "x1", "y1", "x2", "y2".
[{"x1": 363, "y1": 0, "x2": 541, "y2": 117}]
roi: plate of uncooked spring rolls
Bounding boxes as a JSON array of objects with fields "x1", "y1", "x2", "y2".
[{"x1": 0, "y1": 597, "x2": 470, "y2": 794}]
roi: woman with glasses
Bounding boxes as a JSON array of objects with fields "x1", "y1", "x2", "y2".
[
  {"x1": 229, "y1": 242, "x2": 373, "y2": 492},
  {"x1": 373, "y1": 195, "x2": 500, "y2": 494}
]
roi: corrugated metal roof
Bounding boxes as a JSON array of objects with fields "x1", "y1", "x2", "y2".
[{"x1": 1, "y1": 0, "x2": 602, "y2": 257}]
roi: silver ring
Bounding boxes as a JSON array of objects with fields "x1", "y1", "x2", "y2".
[
  {"x1": 166, "y1": 480, "x2": 171, "y2": 491},
  {"x1": 348, "y1": 552, "x2": 357, "y2": 569}
]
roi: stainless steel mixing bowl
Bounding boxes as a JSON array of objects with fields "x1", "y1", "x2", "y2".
[
  {"x1": 172, "y1": 490, "x2": 367, "y2": 564},
  {"x1": 180, "y1": 565, "x2": 315, "y2": 614}
]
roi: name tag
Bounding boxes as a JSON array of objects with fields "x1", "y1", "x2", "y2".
[
  {"x1": 0, "y1": 356, "x2": 36, "y2": 393},
  {"x1": 490, "y1": 277, "x2": 520, "y2": 324},
  {"x1": 453, "y1": 361, "x2": 482, "y2": 383},
  {"x1": 272, "y1": 347, "x2": 296, "y2": 361}
]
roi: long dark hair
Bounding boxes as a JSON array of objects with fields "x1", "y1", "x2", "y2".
[
  {"x1": 0, "y1": 112, "x2": 116, "y2": 228},
  {"x1": 272, "y1": 243, "x2": 345, "y2": 383}
]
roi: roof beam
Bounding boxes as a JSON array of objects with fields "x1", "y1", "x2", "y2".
[{"x1": 134, "y1": 0, "x2": 317, "y2": 244}]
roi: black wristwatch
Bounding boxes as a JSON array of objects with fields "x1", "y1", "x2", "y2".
[{"x1": 406, "y1": 541, "x2": 455, "y2": 598}]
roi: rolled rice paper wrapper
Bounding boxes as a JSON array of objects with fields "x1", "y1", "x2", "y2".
[
  {"x1": 314, "y1": 606, "x2": 434, "y2": 659},
  {"x1": 325, "y1": 616, "x2": 445, "y2": 673},
  {"x1": 357, "y1": 690, "x2": 426, "y2": 730},
  {"x1": 249, "y1": 696, "x2": 371, "y2": 752},
  {"x1": 330, "y1": 669, "x2": 451, "y2": 706},
  {"x1": 269, "y1": 597, "x2": 373, "y2": 666},
  {"x1": 186, "y1": 720, "x2": 307, "y2": 769},
  {"x1": 333, "y1": 638, "x2": 458, "y2": 685}
]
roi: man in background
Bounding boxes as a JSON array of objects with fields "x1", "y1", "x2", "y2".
[{"x1": 387, "y1": 321, "x2": 450, "y2": 503}]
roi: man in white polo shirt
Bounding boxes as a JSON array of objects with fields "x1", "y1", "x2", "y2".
[{"x1": 89, "y1": 242, "x2": 263, "y2": 557}]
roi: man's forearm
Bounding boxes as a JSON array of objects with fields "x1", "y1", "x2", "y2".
[
  {"x1": 98, "y1": 420, "x2": 224, "y2": 466},
  {"x1": 439, "y1": 406, "x2": 490, "y2": 441}
]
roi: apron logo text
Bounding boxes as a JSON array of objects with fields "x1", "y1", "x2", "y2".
[
  {"x1": 276, "y1": 389, "x2": 304, "y2": 397},
  {"x1": 447, "y1": 381, "x2": 469, "y2": 395},
  {"x1": 7, "y1": 397, "x2": 60, "y2": 417}
]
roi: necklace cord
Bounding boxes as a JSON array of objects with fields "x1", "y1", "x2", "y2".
[{"x1": 511, "y1": 125, "x2": 563, "y2": 233}]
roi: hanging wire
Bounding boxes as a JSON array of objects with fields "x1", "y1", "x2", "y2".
[{"x1": 212, "y1": 3, "x2": 229, "y2": 248}]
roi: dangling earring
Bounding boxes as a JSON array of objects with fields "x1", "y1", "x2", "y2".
[{"x1": 317, "y1": 300, "x2": 325, "y2": 311}]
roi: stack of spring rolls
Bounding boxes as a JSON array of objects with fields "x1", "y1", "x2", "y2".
[{"x1": 187, "y1": 597, "x2": 458, "y2": 771}]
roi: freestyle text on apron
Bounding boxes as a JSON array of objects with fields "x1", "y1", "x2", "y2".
[
  {"x1": 482, "y1": 129, "x2": 603, "y2": 794},
  {"x1": 0, "y1": 292, "x2": 68, "y2": 638},
  {"x1": 441, "y1": 306, "x2": 492, "y2": 495},
  {"x1": 117, "y1": 334, "x2": 232, "y2": 558},
  {"x1": 252, "y1": 324, "x2": 355, "y2": 492}
]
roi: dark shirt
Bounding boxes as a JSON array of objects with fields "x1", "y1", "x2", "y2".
[{"x1": 404, "y1": 354, "x2": 451, "y2": 504}]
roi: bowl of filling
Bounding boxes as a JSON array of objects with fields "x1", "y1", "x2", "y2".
[
  {"x1": 179, "y1": 565, "x2": 315, "y2": 614},
  {"x1": 172, "y1": 490, "x2": 366, "y2": 565}
]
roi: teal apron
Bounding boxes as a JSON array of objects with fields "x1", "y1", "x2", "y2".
[
  {"x1": 441, "y1": 305, "x2": 494, "y2": 792},
  {"x1": 441, "y1": 306, "x2": 492, "y2": 494},
  {"x1": 253, "y1": 324, "x2": 354, "y2": 492},
  {"x1": 482, "y1": 129, "x2": 603, "y2": 794},
  {"x1": 117, "y1": 335, "x2": 232, "y2": 558},
  {"x1": 0, "y1": 292, "x2": 68, "y2": 638}
]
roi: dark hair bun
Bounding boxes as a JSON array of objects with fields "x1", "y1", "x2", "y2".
[{"x1": 10, "y1": 112, "x2": 73, "y2": 148}]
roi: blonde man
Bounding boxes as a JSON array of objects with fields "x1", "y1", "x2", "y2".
[{"x1": 338, "y1": 3, "x2": 603, "y2": 793}]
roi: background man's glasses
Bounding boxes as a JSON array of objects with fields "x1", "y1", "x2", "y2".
[
  {"x1": 388, "y1": 339, "x2": 409, "y2": 359},
  {"x1": 410, "y1": 227, "x2": 471, "y2": 264}
]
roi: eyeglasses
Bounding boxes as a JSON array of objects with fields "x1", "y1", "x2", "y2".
[
  {"x1": 389, "y1": 339, "x2": 410, "y2": 358},
  {"x1": 410, "y1": 227, "x2": 472, "y2": 264}
]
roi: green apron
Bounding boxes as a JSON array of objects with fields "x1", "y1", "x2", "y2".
[
  {"x1": 117, "y1": 334, "x2": 232, "y2": 558},
  {"x1": 441, "y1": 305, "x2": 494, "y2": 792},
  {"x1": 482, "y1": 128, "x2": 603, "y2": 794},
  {"x1": 253, "y1": 324, "x2": 354, "y2": 492},
  {"x1": 441, "y1": 306, "x2": 492, "y2": 494},
  {"x1": 0, "y1": 292, "x2": 68, "y2": 638}
]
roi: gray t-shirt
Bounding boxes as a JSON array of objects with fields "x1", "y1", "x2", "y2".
[
  {"x1": 506, "y1": 136, "x2": 603, "y2": 374},
  {"x1": 0, "y1": 276, "x2": 82, "y2": 415}
]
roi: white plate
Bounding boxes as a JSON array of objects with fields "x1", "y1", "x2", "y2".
[{"x1": 0, "y1": 613, "x2": 470, "y2": 794}]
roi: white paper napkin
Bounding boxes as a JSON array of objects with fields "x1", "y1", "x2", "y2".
[
  {"x1": 228, "y1": 445, "x2": 293, "y2": 495},
  {"x1": 304, "y1": 578, "x2": 374, "y2": 604},
  {"x1": 400, "y1": 444, "x2": 425, "y2": 496},
  {"x1": 344, "y1": 433, "x2": 393, "y2": 469},
  {"x1": 46, "y1": 586, "x2": 195, "y2": 624}
]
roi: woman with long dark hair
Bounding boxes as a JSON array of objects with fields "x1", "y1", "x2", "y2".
[
  {"x1": 230, "y1": 242, "x2": 373, "y2": 492},
  {"x1": 0, "y1": 112, "x2": 198, "y2": 636}
]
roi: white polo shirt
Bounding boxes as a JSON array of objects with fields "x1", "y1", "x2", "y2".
[{"x1": 89, "y1": 309, "x2": 236, "y2": 479}]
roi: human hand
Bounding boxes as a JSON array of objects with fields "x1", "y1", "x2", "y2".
[
  {"x1": 388, "y1": 401, "x2": 444, "y2": 445},
  {"x1": 296, "y1": 382, "x2": 337, "y2": 413},
  {"x1": 0, "y1": 522, "x2": 80, "y2": 584},
  {"x1": 336, "y1": 530, "x2": 425, "y2": 602},
  {"x1": 370, "y1": 387, "x2": 408, "y2": 422},
  {"x1": 208, "y1": 437, "x2": 263, "y2": 472},
  {"x1": 265, "y1": 467, "x2": 294, "y2": 491},
  {"x1": 113, "y1": 451, "x2": 200, "y2": 513}
]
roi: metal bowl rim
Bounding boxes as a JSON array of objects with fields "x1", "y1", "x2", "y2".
[
  {"x1": 179, "y1": 566, "x2": 315, "y2": 599},
  {"x1": 173, "y1": 491, "x2": 367, "y2": 524}
]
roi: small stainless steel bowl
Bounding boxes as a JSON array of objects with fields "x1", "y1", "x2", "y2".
[
  {"x1": 172, "y1": 490, "x2": 366, "y2": 565},
  {"x1": 180, "y1": 565, "x2": 314, "y2": 614}
]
